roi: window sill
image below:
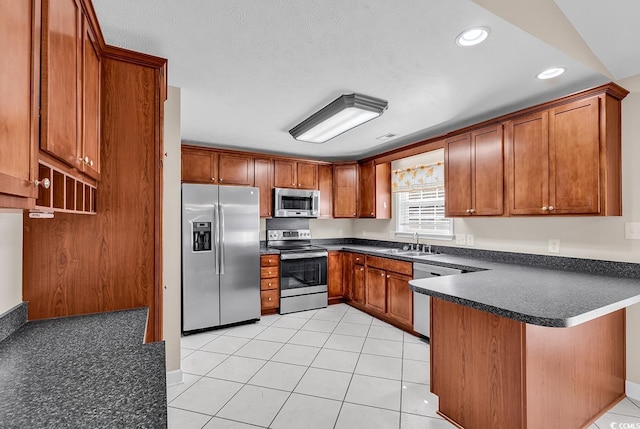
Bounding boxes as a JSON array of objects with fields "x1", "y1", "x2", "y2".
[{"x1": 395, "y1": 232, "x2": 454, "y2": 241}]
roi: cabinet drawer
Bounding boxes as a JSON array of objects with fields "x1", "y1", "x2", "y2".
[
  {"x1": 261, "y1": 278, "x2": 279, "y2": 291},
  {"x1": 352, "y1": 253, "x2": 365, "y2": 265},
  {"x1": 261, "y1": 255, "x2": 279, "y2": 267},
  {"x1": 261, "y1": 289, "x2": 279, "y2": 309},
  {"x1": 261, "y1": 266, "x2": 279, "y2": 279},
  {"x1": 366, "y1": 255, "x2": 412, "y2": 276}
]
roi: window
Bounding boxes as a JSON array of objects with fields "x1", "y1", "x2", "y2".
[{"x1": 395, "y1": 187, "x2": 453, "y2": 237}]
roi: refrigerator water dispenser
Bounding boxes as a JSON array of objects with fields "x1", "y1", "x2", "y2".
[{"x1": 192, "y1": 222, "x2": 212, "y2": 252}]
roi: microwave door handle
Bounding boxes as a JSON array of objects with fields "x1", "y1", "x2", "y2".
[{"x1": 219, "y1": 204, "x2": 225, "y2": 275}]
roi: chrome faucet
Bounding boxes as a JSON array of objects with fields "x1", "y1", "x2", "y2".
[{"x1": 412, "y1": 232, "x2": 420, "y2": 250}]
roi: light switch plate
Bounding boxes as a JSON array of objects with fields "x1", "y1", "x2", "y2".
[
  {"x1": 625, "y1": 222, "x2": 640, "y2": 239},
  {"x1": 548, "y1": 239, "x2": 560, "y2": 253},
  {"x1": 456, "y1": 233, "x2": 466, "y2": 245},
  {"x1": 466, "y1": 234, "x2": 474, "y2": 246}
]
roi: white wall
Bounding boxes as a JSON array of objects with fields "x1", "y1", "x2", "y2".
[
  {"x1": 0, "y1": 211, "x2": 23, "y2": 315},
  {"x1": 163, "y1": 86, "x2": 182, "y2": 374}
]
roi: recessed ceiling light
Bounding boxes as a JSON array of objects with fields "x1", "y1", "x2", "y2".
[
  {"x1": 456, "y1": 27, "x2": 490, "y2": 47},
  {"x1": 537, "y1": 67, "x2": 565, "y2": 80}
]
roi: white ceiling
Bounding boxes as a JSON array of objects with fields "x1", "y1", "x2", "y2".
[{"x1": 92, "y1": 0, "x2": 633, "y2": 161}]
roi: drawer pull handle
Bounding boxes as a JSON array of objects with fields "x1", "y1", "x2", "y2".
[{"x1": 35, "y1": 178, "x2": 51, "y2": 189}]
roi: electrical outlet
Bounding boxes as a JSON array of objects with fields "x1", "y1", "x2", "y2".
[
  {"x1": 456, "y1": 233, "x2": 466, "y2": 245},
  {"x1": 466, "y1": 234, "x2": 474, "y2": 246},
  {"x1": 548, "y1": 239, "x2": 560, "y2": 253},
  {"x1": 625, "y1": 223, "x2": 640, "y2": 240}
]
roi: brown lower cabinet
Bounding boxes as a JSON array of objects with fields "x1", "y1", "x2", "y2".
[
  {"x1": 260, "y1": 255, "x2": 279, "y2": 314},
  {"x1": 327, "y1": 251, "x2": 343, "y2": 304},
  {"x1": 431, "y1": 298, "x2": 625, "y2": 429},
  {"x1": 341, "y1": 252, "x2": 413, "y2": 331}
]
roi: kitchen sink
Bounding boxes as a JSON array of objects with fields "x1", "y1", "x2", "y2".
[
  {"x1": 375, "y1": 248, "x2": 441, "y2": 257},
  {"x1": 374, "y1": 248, "x2": 404, "y2": 254}
]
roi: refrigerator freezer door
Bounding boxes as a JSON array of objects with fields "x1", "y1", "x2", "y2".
[
  {"x1": 219, "y1": 186, "x2": 261, "y2": 325},
  {"x1": 182, "y1": 184, "x2": 221, "y2": 331}
]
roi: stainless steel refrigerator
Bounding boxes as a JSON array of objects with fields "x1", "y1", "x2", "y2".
[{"x1": 181, "y1": 184, "x2": 260, "y2": 332}]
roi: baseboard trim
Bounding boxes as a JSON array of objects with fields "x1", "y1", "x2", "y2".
[
  {"x1": 627, "y1": 380, "x2": 640, "y2": 400},
  {"x1": 166, "y1": 369, "x2": 183, "y2": 386}
]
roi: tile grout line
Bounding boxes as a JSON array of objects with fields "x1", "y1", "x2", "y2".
[
  {"x1": 267, "y1": 305, "x2": 350, "y2": 429},
  {"x1": 332, "y1": 305, "x2": 375, "y2": 429}
]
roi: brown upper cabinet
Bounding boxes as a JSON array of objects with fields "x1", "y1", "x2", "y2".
[
  {"x1": 254, "y1": 158, "x2": 273, "y2": 217},
  {"x1": 181, "y1": 146, "x2": 254, "y2": 186},
  {"x1": 358, "y1": 160, "x2": 391, "y2": 219},
  {"x1": 41, "y1": 0, "x2": 101, "y2": 180},
  {"x1": 445, "y1": 125, "x2": 504, "y2": 217},
  {"x1": 274, "y1": 159, "x2": 318, "y2": 189},
  {"x1": 505, "y1": 94, "x2": 622, "y2": 216},
  {"x1": 80, "y1": 16, "x2": 101, "y2": 180},
  {"x1": 333, "y1": 163, "x2": 358, "y2": 218},
  {"x1": 0, "y1": 0, "x2": 40, "y2": 209},
  {"x1": 318, "y1": 164, "x2": 333, "y2": 218}
]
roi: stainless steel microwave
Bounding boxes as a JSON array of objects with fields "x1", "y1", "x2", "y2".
[{"x1": 273, "y1": 188, "x2": 320, "y2": 218}]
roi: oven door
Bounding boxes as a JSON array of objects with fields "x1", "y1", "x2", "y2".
[{"x1": 279, "y1": 252, "x2": 327, "y2": 297}]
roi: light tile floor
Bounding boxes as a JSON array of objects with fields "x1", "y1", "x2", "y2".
[{"x1": 169, "y1": 303, "x2": 640, "y2": 429}]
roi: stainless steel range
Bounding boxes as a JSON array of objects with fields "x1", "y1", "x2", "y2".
[{"x1": 267, "y1": 229, "x2": 328, "y2": 314}]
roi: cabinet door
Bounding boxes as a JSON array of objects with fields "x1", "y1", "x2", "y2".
[
  {"x1": 365, "y1": 267, "x2": 386, "y2": 314},
  {"x1": 328, "y1": 251, "x2": 343, "y2": 299},
  {"x1": 358, "y1": 160, "x2": 375, "y2": 217},
  {"x1": 254, "y1": 158, "x2": 273, "y2": 217},
  {"x1": 353, "y1": 263, "x2": 365, "y2": 305},
  {"x1": 445, "y1": 134, "x2": 473, "y2": 216},
  {"x1": 471, "y1": 125, "x2": 503, "y2": 215},
  {"x1": 182, "y1": 149, "x2": 217, "y2": 183},
  {"x1": 80, "y1": 17, "x2": 100, "y2": 180},
  {"x1": 549, "y1": 97, "x2": 600, "y2": 214},
  {"x1": 375, "y1": 163, "x2": 392, "y2": 219},
  {"x1": 0, "y1": 0, "x2": 38, "y2": 207},
  {"x1": 41, "y1": 0, "x2": 82, "y2": 169},
  {"x1": 296, "y1": 161, "x2": 318, "y2": 189},
  {"x1": 218, "y1": 152, "x2": 254, "y2": 186},
  {"x1": 318, "y1": 164, "x2": 333, "y2": 218},
  {"x1": 506, "y1": 112, "x2": 549, "y2": 215},
  {"x1": 333, "y1": 164, "x2": 357, "y2": 218},
  {"x1": 274, "y1": 159, "x2": 296, "y2": 188},
  {"x1": 387, "y1": 272, "x2": 413, "y2": 327}
]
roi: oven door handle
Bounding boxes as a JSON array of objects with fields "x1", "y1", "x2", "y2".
[{"x1": 280, "y1": 251, "x2": 328, "y2": 260}]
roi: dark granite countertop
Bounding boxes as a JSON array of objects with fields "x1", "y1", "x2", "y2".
[
  {"x1": 312, "y1": 242, "x2": 640, "y2": 328},
  {"x1": 0, "y1": 308, "x2": 167, "y2": 428}
]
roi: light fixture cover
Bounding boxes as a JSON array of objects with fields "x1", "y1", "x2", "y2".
[
  {"x1": 290, "y1": 93, "x2": 388, "y2": 143},
  {"x1": 456, "y1": 27, "x2": 490, "y2": 47},
  {"x1": 537, "y1": 67, "x2": 565, "y2": 80}
]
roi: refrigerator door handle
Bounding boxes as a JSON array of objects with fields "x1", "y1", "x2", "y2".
[
  {"x1": 219, "y1": 204, "x2": 225, "y2": 274},
  {"x1": 213, "y1": 203, "x2": 220, "y2": 275}
]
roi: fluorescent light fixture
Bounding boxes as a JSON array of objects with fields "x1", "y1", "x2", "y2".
[
  {"x1": 537, "y1": 67, "x2": 565, "y2": 79},
  {"x1": 289, "y1": 93, "x2": 388, "y2": 143},
  {"x1": 456, "y1": 27, "x2": 490, "y2": 47}
]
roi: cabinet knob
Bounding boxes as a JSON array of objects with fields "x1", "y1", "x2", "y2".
[
  {"x1": 298, "y1": 183, "x2": 301, "y2": 186},
  {"x1": 380, "y1": 273, "x2": 385, "y2": 277},
  {"x1": 353, "y1": 212, "x2": 356, "y2": 216},
  {"x1": 466, "y1": 209, "x2": 471, "y2": 213},
  {"x1": 89, "y1": 159, "x2": 94, "y2": 167},
  {"x1": 268, "y1": 297, "x2": 272, "y2": 301},
  {"x1": 548, "y1": 206, "x2": 554, "y2": 211},
  {"x1": 387, "y1": 275, "x2": 390, "y2": 278},
  {"x1": 469, "y1": 209, "x2": 475, "y2": 214},
  {"x1": 34, "y1": 178, "x2": 51, "y2": 189},
  {"x1": 84, "y1": 156, "x2": 90, "y2": 164},
  {"x1": 219, "y1": 178, "x2": 223, "y2": 182},
  {"x1": 542, "y1": 206, "x2": 548, "y2": 211},
  {"x1": 211, "y1": 177, "x2": 215, "y2": 182},
  {"x1": 268, "y1": 283, "x2": 272, "y2": 286},
  {"x1": 370, "y1": 212, "x2": 374, "y2": 216},
  {"x1": 360, "y1": 268, "x2": 363, "y2": 271}
]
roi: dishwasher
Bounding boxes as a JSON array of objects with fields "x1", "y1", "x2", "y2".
[{"x1": 413, "y1": 262, "x2": 463, "y2": 339}]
